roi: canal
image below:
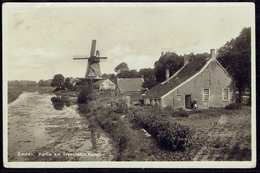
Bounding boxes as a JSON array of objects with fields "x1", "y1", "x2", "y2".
[{"x1": 8, "y1": 91, "x2": 114, "y2": 162}]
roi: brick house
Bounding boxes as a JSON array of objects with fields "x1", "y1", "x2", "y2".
[{"x1": 143, "y1": 49, "x2": 236, "y2": 109}]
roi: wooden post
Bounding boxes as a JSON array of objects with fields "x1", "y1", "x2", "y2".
[{"x1": 91, "y1": 131, "x2": 97, "y2": 149}]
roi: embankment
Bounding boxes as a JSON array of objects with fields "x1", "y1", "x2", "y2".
[
  {"x1": 77, "y1": 95, "x2": 194, "y2": 161},
  {"x1": 8, "y1": 89, "x2": 22, "y2": 104},
  {"x1": 8, "y1": 86, "x2": 54, "y2": 104}
]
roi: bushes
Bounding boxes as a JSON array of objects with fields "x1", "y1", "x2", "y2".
[
  {"x1": 225, "y1": 103, "x2": 243, "y2": 110},
  {"x1": 77, "y1": 84, "x2": 95, "y2": 104},
  {"x1": 174, "y1": 110, "x2": 189, "y2": 117},
  {"x1": 134, "y1": 107, "x2": 193, "y2": 151}
]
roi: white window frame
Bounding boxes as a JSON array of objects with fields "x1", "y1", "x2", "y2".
[
  {"x1": 203, "y1": 88, "x2": 210, "y2": 101},
  {"x1": 222, "y1": 88, "x2": 230, "y2": 101}
]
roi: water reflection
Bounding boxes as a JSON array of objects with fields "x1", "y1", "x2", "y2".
[{"x1": 51, "y1": 97, "x2": 70, "y2": 110}]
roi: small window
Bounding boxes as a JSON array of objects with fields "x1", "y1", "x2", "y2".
[
  {"x1": 222, "y1": 88, "x2": 229, "y2": 101},
  {"x1": 177, "y1": 94, "x2": 181, "y2": 101},
  {"x1": 203, "y1": 89, "x2": 210, "y2": 101}
]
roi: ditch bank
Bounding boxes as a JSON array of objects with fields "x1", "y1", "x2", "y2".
[{"x1": 77, "y1": 96, "x2": 194, "y2": 161}]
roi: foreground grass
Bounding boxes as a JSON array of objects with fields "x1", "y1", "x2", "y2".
[
  {"x1": 172, "y1": 107, "x2": 251, "y2": 161},
  {"x1": 78, "y1": 94, "x2": 251, "y2": 161}
]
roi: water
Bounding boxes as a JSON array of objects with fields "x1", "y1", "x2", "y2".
[{"x1": 8, "y1": 92, "x2": 114, "y2": 162}]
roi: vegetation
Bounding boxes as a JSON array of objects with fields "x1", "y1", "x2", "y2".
[
  {"x1": 225, "y1": 102, "x2": 243, "y2": 110},
  {"x1": 8, "y1": 85, "x2": 54, "y2": 104},
  {"x1": 38, "y1": 79, "x2": 52, "y2": 86},
  {"x1": 217, "y1": 27, "x2": 251, "y2": 103},
  {"x1": 8, "y1": 80, "x2": 37, "y2": 86},
  {"x1": 139, "y1": 68, "x2": 158, "y2": 89},
  {"x1": 77, "y1": 83, "x2": 95, "y2": 104},
  {"x1": 114, "y1": 62, "x2": 129, "y2": 73},
  {"x1": 51, "y1": 74, "x2": 65, "y2": 90},
  {"x1": 154, "y1": 52, "x2": 184, "y2": 83},
  {"x1": 134, "y1": 107, "x2": 193, "y2": 151}
]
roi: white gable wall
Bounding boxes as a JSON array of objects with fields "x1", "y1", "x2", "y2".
[{"x1": 99, "y1": 79, "x2": 115, "y2": 91}]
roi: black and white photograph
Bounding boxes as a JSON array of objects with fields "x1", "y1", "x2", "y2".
[{"x1": 3, "y1": 3, "x2": 256, "y2": 168}]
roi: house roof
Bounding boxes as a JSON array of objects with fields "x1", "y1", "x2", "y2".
[
  {"x1": 93, "y1": 79, "x2": 114, "y2": 86},
  {"x1": 93, "y1": 79, "x2": 105, "y2": 85},
  {"x1": 144, "y1": 56, "x2": 209, "y2": 98},
  {"x1": 117, "y1": 78, "x2": 144, "y2": 92}
]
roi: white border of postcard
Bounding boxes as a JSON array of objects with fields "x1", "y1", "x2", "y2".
[{"x1": 2, "y1": 2, "x2": 256, "y2": 168}]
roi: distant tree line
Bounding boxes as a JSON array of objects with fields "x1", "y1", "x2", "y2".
[
  {"x1": 8, "y1": 80, "x2": 37, "y2": 86},
  {"x1": 38, "y1": 79, "x2": 52, "y2": 86}
]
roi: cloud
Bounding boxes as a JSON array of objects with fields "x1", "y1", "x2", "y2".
[
  {"x1": 8, "y1": 48, "x2": 60, "y2": 69},
  {"x1": 106, "y1": 45, "x2": 132, "y2": 57}
]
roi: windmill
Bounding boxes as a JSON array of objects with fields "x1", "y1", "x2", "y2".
[{"x1": 73, "y1": 40, "x2": 107, "y2": 80}]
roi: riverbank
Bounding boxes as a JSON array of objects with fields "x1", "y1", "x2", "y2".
[{"x1": 8, "y1": 85, "x2": 54, "y2": 104}]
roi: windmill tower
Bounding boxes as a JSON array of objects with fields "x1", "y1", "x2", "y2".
[{"x1": 73, "y1": 40, "x2": 107, "y2": 79}]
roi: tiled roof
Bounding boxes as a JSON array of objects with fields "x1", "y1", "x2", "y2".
[
  {"x1": 117, "y1": 78, "x2": 144, "y2": 92},
  {"x1": 144, "y1": 56, "x2": 209, "y2": 98}
]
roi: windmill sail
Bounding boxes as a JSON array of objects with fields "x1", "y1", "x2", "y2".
[
  {"x1": 73, "y1": 39, "x2": 107, "y2": 79},
  {"x1": 90, "y1": 40, "x2": 96, "y2": 56}
]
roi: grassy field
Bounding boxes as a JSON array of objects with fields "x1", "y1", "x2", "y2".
[
  {"x1": 169, "y1": 107, "x2": 251, "y2": 161},
  {"x1": 8, "y1": 85, "x2": 54, "y2": 104},
  {"x1": 79, "y1": 94, "x2": 252, "y2": 161}
]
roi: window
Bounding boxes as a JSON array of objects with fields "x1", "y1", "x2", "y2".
[
  {"x1": 222, "y1": 88, "x2": 229, "y2": 101},
  {"x1": 203, "y1": 89, "x2": 210, "y2": 101},
  {"x1": 177, "y1": 94, "x2": 181, "y2": 101}
]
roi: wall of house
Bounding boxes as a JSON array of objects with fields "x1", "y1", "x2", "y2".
[
  {"x1": 100, "y1": 80, "x2": 115, "y2": 91},
  {"x1": 161, "y1": 61, "x2": 236, "y2": 109}
]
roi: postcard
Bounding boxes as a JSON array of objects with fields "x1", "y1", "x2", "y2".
[{"x1": 3, "y1": 2, "x2": 256, "y2": 168}]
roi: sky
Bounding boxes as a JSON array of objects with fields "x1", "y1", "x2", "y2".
[{"x1": 3, "y1": 3, "x2": 254, "y2": 81}]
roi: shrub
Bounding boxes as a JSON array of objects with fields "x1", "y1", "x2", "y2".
[
  {"x1": 77, "y1": 84, "x2": 95, "y2": 104},
  {"x1": 174, "y1": 110, "x2": 189, "y2": 117},
  {"x1": 225, "y1": 103, "x2": 243, "y2": 110},
  {"x1": 77, "y1": 91, "x2": 87, "y2": 103},
  {"x1": 134, "y1": 108, "x2": 193, "y2": 151}
]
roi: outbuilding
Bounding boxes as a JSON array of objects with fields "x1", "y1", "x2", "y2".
[{"x1": 93, "y1": 78, "x2": 115, "y2": 91}]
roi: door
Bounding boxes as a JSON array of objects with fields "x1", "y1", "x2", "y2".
[{"x1": 185, "y1": 95, "x2": 192, "y2": 109}]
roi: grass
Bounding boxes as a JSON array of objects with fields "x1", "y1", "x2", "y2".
[
  {"x1": 77, "y1": 93, "x2": 252, "y2": 161},
  {"x1": 169, "y1": 106, "x2": 251, "y2": 161}
]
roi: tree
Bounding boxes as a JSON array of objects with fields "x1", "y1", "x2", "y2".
[
  {"x1": 114, "y1": 62, "x2": 129, "y2": 73},
  {"x1": 139, "y1": 68, "x2": 158, "y2": 89},
  {"x1": 117, "y1": 69, "x2": 140, "y2": 78},
  {"x1": 38, "y1": 79, "x2": 52, "y2": 86},
  {"x1": 77, "y1": 84, "x2": 95, "y2": 104},
  {"x1": 51, "y1": 74, "x2": 65, "y2": 90},
  {"x1": 154, "y1": 52, "x2": 184, "y2": 83},
  {"x1": 64, "y1": 77, "x2": 73, "y2": 89},
  {"x1": 217, "y1": 27, "x2": 251, "y2": 103},
  {"x1": 102, "y1": 73, "x2": 117, "y2": 84}
]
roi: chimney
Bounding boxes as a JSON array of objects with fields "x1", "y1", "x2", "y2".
[
  {"x1": 161, "y1": 52, "x2": 164, "y2": 56},
  {"x1": 184, "y1": 54, "x2": 189, "y2": 65},
  {"x1": 166, "y1": 68, "x2": 170, "y2": 80},
  {"x1": 210, "y1": 49, "x2": 216, "y2": 61}
]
